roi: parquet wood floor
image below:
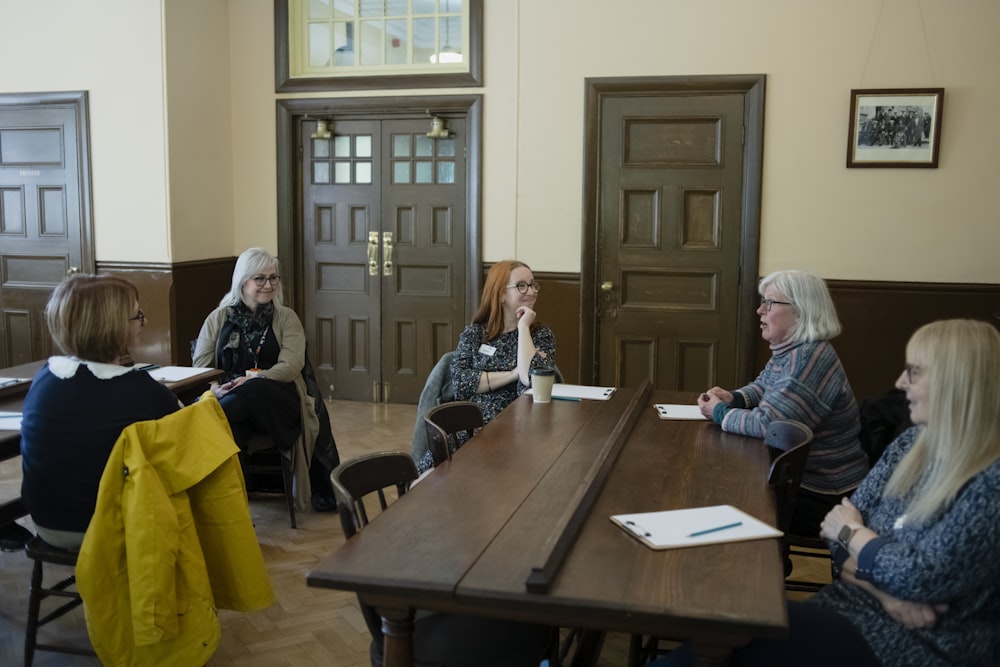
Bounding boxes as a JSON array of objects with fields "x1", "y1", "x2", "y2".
[{"x1": 0, "y1": 399, "x2": 825, "y2": 666}]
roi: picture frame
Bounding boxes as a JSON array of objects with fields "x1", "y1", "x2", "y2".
[{"x1": 846, "y1": 88, "x2": 944, "y2": 168}]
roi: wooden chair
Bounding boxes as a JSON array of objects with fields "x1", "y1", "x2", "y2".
[
  {"x1": 242, "y1": 434, "x2": 297, "y2": 528},
  {"x1": 423, "y1": 400, "x2": 484, "y2": 468},
  {"x1": 23, "y1": 536, "x2": 96, "y2": 665},
  {"x1": 628, "y1": 420, "x2": 813, "y2": 666},
  {"x1": 331, "y1": 451, "x2": 553, "y2": 667}
]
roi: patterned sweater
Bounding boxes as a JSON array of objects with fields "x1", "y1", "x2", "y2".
[
  {"x1": 717, "y1": 339, "x2": 868, "y2": 494},
  {"x1": 812, "y1": 426, "x2": 1000, "y2": 666}
]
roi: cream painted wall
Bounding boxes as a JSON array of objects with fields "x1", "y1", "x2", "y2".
[
  {"x1": 2, "y1": 0, "x2": 997, "y2": 283},
  {"x1": 165, "y1": 0, "x2": 235, "y2": 261},
  {"x1": 0, "y1": 0, "x2": 171, "y2": 263},
  {"x1": 509, "y1": 0, "x2": 1000, "y2": 281}
]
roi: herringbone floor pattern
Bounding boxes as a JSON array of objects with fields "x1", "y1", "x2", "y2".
[{"x1": 0, "y1": 399, "x2": 826, "y2": 666}]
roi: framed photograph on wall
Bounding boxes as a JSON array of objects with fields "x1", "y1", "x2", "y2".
[{"x1": 847, "y1": 88, "x2": 944, "y2": 168}]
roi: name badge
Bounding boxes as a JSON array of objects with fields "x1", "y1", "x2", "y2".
[{"x1": 478, "y1": 344, "x2": 497, "y2": 356}]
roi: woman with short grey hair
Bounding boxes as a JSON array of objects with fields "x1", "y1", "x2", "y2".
[{"x1": 698, "y1": 269, "x2": 869, "y2": 535}]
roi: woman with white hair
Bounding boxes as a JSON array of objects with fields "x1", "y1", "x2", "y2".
[
  {"x1": 193, "y1": 247, "x2": 338, "y2": 511},
  {"x1": 698, "y1": 270, "x2": 868, "y2": 534},
  {"x1": 658, "y1": 319, "x2": 1000, "y2": 666}
]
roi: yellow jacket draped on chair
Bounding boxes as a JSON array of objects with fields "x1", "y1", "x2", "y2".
[{"x1": 76, "y1": 392, "x2": 275, "y2": 666}]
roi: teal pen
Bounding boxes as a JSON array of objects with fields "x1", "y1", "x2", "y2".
[
  {"x1": 687, "y1": 521, "x2": 742, "y2": 538},
  {"x1": 551, "y1": 396, "x2": 581, "y2": 402}
]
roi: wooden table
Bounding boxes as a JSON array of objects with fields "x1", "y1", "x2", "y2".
[{"x1": 307, "y1": 384, "x2": 788, "y2": 667}]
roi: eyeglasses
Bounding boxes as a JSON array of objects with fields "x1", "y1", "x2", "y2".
[
  {"x1": 251, "y1": 274, "x2": 281, "y2": 287},
  {"x1": 759, "y1": 298, "x2": 793, "y2": 312},
  {"x1": 506, "y1": 281, "x2": 541, "y2": 294},
  {"x1": 904, "y1": 364, "x2": 923, "y2": 383},
  {"x1": 128, "y1": 309, "x2": 146, "y2": 324}
]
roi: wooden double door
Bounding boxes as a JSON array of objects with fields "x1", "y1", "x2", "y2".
[{"x1": 301, "y1": 116, "x2": 469, "y2": 404}]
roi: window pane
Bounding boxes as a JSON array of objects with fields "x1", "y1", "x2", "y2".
[
  {"x1": 360, "y1": 20, "x2": 384, "y2": 66},
  {"x1": 312, "y1": 162, "x2": 330, "y2": 184},
  {"x1": 333, "y1": 21, "x2": 354, "y2": 66},
  {"x1": 359, "y1": 0, "x2": 382, "y2": 17},
  {"x1": 393, "y1": 161, "x2": 411, "y2": 184},
  {"x1": 333, "y1": 135, "x2": 351, "y2": 158},
  {"x1": 386, "y1": 19, "x2": 408, "y2": 65},
  {"x1": 436, "y1": 16, "x2": 462, "y2": 62},
  {"x1": 442, "y1": 0, "x2": 464, "y2": 12},
  {"x1": 415, "y1": 161, "x2": 433, "y2": 183},
  {"x1": 333, "y1": 1, "x2": 355, "y2": 19},
  {"x1": 437, "y1": 161, "x2": 455, "y2": 184},
  {"x1": 312, "y1": 138, "x2": 330, "y2": 158},
  {"x1": 436, "y1": 137, "x2": 455, "y2": 157},
  {"x1": 413, "y1": 0, "x2": 436, "y2": 15},
  {"x1": 334, "y1": 162, "x2": 351, "y2": 183},
  {"x1": 415, "y1": 135, "x2": 434, "y2": 157},
  {"x1": 413, "y1": 17, "x2": 435, "y2": 63},
  {"x1": 308, "y1": 24, "x2": 331, "y2": 67},
  {"x1": 392, "y1": 134, "x2": 411, "y2": 157},
  {"x1": 308, "y1": 0, "x2": 331, "y2": 20},
  {"x1": 356, "y1": 135, "x2": 372, "y2": 158},
  {"x1": 356, "y1": 162, "x2": 372, "y2": 184},
  {"x1": 386, "y1": 0, "x2": 408, "y2": 15}
]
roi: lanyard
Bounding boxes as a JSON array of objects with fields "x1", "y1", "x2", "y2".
[{"x1": 252, "y1": 326, "x2": 270, "y2": 369}]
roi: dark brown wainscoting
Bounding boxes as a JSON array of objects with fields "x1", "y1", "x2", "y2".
[
  {"x1": 98, "y1": 258, "x2": 235, "y2": 366},
  {"x1": 754, "y1": 280, "x2": 1000, "y2": 402}
]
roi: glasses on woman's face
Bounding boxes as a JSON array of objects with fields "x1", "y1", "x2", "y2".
[
  {"x1": 251, "y1": 274, "x2": 280, "y2": 287},
  {"x1": 904, "y1": 364, "x2": 923, "y2": 383},
  {"x1": 128, "y1": 309, "x2": 146, "y2": 324},
  {"x1": 506, "y1": 281, "x2": 541, "y2": 295},
  {"x1": 759, "y1": 298, "x2": 792, "y2": 312}
]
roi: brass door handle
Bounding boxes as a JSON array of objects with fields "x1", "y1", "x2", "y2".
[
  {"x1": 382, "y1": 232, "x2": 393, "y2": 276},
  {"x1": 66, "y1": 266, "x2": 79, "y2": 275},
  {"x1": 600, "y1": 281, "x2": 614, "y2": 292},
  {"x1": 368, "y1": 231, "x2": 379, "y2": 276}
]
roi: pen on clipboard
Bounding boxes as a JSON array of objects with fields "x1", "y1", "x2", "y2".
[{"x1": 687, "y1": 521, "x2": 742, "y2": 538}]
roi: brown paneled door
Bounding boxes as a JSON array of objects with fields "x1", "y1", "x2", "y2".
[
  {"x1": 596, "y1": 92, "x2": 751, "y2": 391},
  {"x1": 302, "y1": 117, "x2": 467, "y2": 403},
  {"x1": 0, "y1": 92, "x2": 93, "y2": 367}
]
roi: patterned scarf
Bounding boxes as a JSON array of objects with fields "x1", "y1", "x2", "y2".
[{"x1": 217, "y1": 301, "x2": 274, "y2": 380}]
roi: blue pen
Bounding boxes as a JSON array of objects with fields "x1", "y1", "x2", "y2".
[
  {"x1": 551, "y1": 396, "x2": 581, "y2": 402},
  {"x1": 687, "y1": 521, "x2": 742, "y2": 538}
]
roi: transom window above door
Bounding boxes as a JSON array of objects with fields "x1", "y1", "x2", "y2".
[{"x1": 279, "y1": 0, "x2": 482, "y2": 91}]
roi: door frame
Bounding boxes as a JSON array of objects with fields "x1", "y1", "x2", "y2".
[
  {"x1": 579, "y1": 75, "x2": 766, "y2": 385},
  {"x1": 275, "y1": 95, "x2": 483, "y2": 320}
]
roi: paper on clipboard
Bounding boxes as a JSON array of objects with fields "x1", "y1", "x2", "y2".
[
  {"x1": 525, "y1": 383, "x2": 616, "y2": 400},
  {"x1": 654, "y1": 404, "x2": 707, "y2": 420},
  {"x1": 610, "y1": 505, "x2": 782, "y2": 550},
  {"x1": 0, "y1": 412, "x2": 22, "y2": 430}
]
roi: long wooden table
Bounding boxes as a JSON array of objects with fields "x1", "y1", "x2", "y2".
[{"x1": 307, "y1": 384, "x2": 788, "y2": 667}]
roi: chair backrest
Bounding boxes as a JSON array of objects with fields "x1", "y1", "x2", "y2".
[
  {"x1": 330, "y1": 451, "x2": 419, "y2": 649},
  {"x1": 331, "y1": 451, "x2": 419, "y2": 538},
  {"x1": 423, "y1": 400, "x2": 484, "y2": 467},
  {"x1": 409, "y1": 351, "x2": 456, "y2": 463},
  {"x1": 765, "y1": 420, "x2": 813, "y2": 533}
]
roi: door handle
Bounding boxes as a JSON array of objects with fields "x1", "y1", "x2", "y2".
[
  {"x1": 600, "y1": 281, "x2": 614, "y2": 292},
  {"x1": 66, "y1": 266, "x2": 79, "y2": 276},
  {"x1": 382, "y1": 232, "x2": 393, "y2": 276},
  {"x1": 368, "y1": 231, "x2": 379, "y2": 276}
]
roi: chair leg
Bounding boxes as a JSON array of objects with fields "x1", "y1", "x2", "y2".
[
  {"x1": 24, "y1": 558, "x2": 43, "y2": 667},
  {"x1": 280, "y1": 455, "x2": 297, "y2": 529}
]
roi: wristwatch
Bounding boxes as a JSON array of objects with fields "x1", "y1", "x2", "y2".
[{"x1": 838, "y1": 524, "x2": 858, "y2": 550}]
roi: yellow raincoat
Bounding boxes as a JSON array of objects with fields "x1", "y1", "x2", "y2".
[{"x1": 76, "y1": 392, "x2": 275, "y2": 666}]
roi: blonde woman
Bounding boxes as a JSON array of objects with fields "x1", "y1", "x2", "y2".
[{"x1": 656, "y1": 319, "x2": 1000, "y2": 666}]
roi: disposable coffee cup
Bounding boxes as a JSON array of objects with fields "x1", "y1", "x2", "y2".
[{"x1": 530, "y1": 367, "x2": 555, "y2": 403}]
